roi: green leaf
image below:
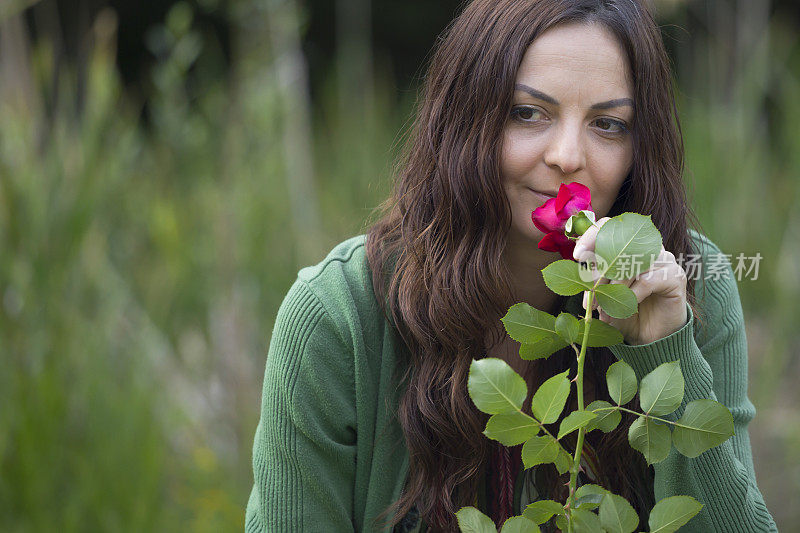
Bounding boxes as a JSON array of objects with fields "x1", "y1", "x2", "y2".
[
  {"x1": 557, "y1": 410, "x2": 597, "y2": 440},
  {"x1": 574, "y1": 484, "x2": 609, "y2": 510},
  {"x1": 531, "y1": 370, "x2": 571, "y2": 424},
  {"x1": 599, "y1": 493, "x2": 638, "y2": 533},
  {"x1": 594, "y1": 283, "x2": 638, "y2": 319},
  {"x1": 576, "y1": 319, "x2": 624, "y2": 347},
  {"x1": 502, "y1": 303, "x2": 558, "y2": 344},
  {"x1": 594, "y1": 213, "x2": 662, "y2": 280},
  {"x1": 502, "y1": 304, "x2": 569, "y2": 360},
  {"x1": 468, "y1": 358, "x2": 528, "y2": 415},
  {"x1": 501, "y1": 515, "x2": 541, "y2": 533},
  {"x1": 571, "y1": 507, "x2": 603, "y2": 532},
  {"x1": 484, "y1": 412, "x2": 540, "y2": 446},
  {"x1": 519, "y1": 335, "x2": 568, "y2": 361},
  {"x1": 456, "y1": 506, "x2": 497, "y2": 533},
  {"x1": 555, "y1": 514, "x2": 568, "y2": 532},
  {"x1": 672, "y1": 399, "x2": 734, "y2": 458},
  {"x1": 555, "y1": 312, "x2": 580, "y2": 344},
  {"x1": 586, "y1": 401, "x2": 622, "y2": 433},
  {"x1": 628, "y1": 415, "x2": 671, "y2": 464},
  {"x1": 639, "y1": 361, "x2": 684, "y2": 416},
  {"x1": 523, "y1": 499, "x2": 565, "y2": 524},
  {"x1": 648, "y1": 496, "x2": 703, "y2": 533},
  {"x1": 542, "y1": 260, "x2": 593, "y2": 296},
  {"x1": 606, "y1": 361, "x2": 637, "y2": 405},
  {"x1": 521, "y1": 436, "x2": 559, "y2": 469},
  {"x1": 554, "y1": 447, "x2": 572, "y2": 475}
]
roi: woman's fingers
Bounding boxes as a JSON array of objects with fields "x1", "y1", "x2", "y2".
[
  {"x1": 580, "y1": 254, "x2": 608, "y2": 310},
  {"x1": 574, "y1": 217, "x2": 609, "y2": 311},
  {"x1": 628, "y1": 247, "x2": 686, "y2": 300},
  {"x1": 582, "y1": 243, "x2": 687, "y2": 344},
  {"x1": 573, "y1": 218, "x2": 679, "y2": 313},
  {"x1": 593, "y1": 247, "x2": 681, "y2": 309},
  {"x1": 583, "y1": 288, "x2": 603, "y2": 310},
  {"x1": 572, "y1": 216, "x2": 611, "y2": 261}
]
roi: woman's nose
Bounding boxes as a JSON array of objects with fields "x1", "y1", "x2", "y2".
[{"x1": 543, "y1": 121, "x2": 585, "y2": 175}]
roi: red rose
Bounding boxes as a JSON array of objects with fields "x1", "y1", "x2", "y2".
[{"x1": 531, "y1": 182, "x2": 593, "y2": 260}]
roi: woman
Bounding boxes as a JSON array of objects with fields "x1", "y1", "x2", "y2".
[{"x1": 246, "y1": 0, "x2": 777, "y2": 531}]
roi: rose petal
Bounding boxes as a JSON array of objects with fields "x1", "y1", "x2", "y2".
[
  {"x1": 532, "y1": 198, "x2": 564, "y2": 233},
  {"x1": 556, "y1": 240, "x2": 577, "y2": 260},
  {"x1": 555, "y1": 183, "x2": 572, "y2": 212},
  {"x1": 557, "y1": 182, "x2": 593, "y2": 219},
  {"x1": 566, "y1": 182, "x2": 592, "y2": 205},
  {"x1": 538, "y1": 231, "x2": 576, "y2": 260},
  {"x1": 537, "y1": 232, "x2": 562, "y2": 252}
]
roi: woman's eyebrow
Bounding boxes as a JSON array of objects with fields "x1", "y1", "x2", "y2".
[
  {"x1": 515, "y1": 84, "x2": 559, "y2": 105},
  {"x1": 514, "y1": 83, "x2": 634, "y2": 109},
  {"x1": 591, "y1": 98, "x2": 634, "y2": 110}
]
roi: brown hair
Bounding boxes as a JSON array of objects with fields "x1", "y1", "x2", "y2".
[{"x1": 366, "y1": 0, "x2": 705, "y2": 530}]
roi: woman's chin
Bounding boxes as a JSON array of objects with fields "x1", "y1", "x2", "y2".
[{"x1": 508, "y1": 226, "x2": 551, "y2": 252}]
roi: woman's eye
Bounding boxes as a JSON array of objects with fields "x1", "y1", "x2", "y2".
[
  {"x1": 593, "y1": 117, "x2": 628, "y2": 134},
  {"x1": 511, "y1": 105, "x2": 544, "y2": 123}
]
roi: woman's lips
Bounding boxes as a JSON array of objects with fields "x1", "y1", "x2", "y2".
[{"x1": 528, "y1": 188, "x2": 556, "y2": 203}]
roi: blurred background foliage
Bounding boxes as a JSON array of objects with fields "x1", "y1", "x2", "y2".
[{"x1": 0, "y1": 0, "x2": 798, "y2": 530}]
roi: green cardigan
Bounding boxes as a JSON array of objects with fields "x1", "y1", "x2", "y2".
[{"x1": 245, "y1": 231, "x2": 777, "y2": 532}]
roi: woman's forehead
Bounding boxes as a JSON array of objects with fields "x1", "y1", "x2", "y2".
[{"x1": 514, "y1": 23, "x2": 633, "y2": 101}]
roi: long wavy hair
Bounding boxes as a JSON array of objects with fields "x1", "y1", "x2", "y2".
[{"x1": 366, "y1": 0, "x2": 706, "y2": 530}]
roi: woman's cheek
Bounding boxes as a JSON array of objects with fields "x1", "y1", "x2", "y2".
[
  {"x1": 501, "y1": 138, "x2": 530, "y2": 175},
  {"x1": 589, "y1": 159, "x2": 632, "y2": 214}
]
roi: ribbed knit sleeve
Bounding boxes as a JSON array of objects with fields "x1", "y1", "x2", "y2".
[
  {"x1": 609, "y1": 237, "x2": 777, "y2": 532},
  {"x1": 245, "y1": 279, "x2": 357, "y2": 533}
]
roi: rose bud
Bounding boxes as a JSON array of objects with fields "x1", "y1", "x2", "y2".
[{"x1": 565, "y1": 210, "x2": 596, "y2": 239}]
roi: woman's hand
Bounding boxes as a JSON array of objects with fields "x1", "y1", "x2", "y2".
[{"x1": 572, "y1": 217, "x2": 688, "y2": 346}]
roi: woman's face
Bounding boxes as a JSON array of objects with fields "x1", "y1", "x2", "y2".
[{"x1": 501, "y1": 22, "x2": 634, "y2": 249}]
